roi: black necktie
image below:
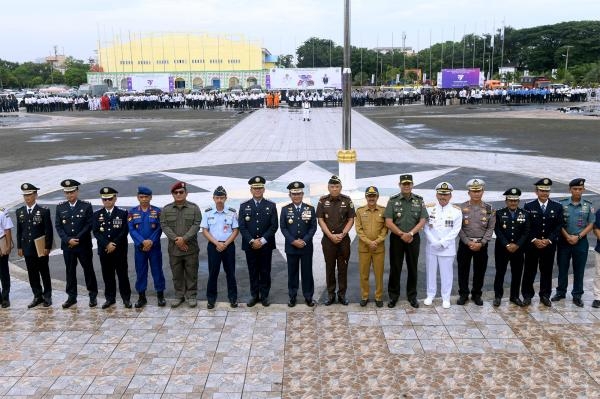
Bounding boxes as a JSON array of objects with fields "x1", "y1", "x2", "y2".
[
  {"x1": 28, "y1": 209, "x2": 32, "y2": 215},
  {"x1": 541, "y1": 204, "x2": 546, "y2": 213}
]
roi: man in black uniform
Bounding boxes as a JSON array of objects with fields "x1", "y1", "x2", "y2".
[
  {"x1": 280, "y1": 181, "x2": 317, "y2": 307},
  {"x1": 317, "y1": 175, "x2": 355, "y2": 306},
  {"x1": 16, "y1": 183, "x2": 54, "y2": 308},
  {"x1": 521, "y1": 178, "x2": 563, "y2": 307},
  {"x1": 55, "y1": 179, "x2": 98, "y2": 308},
  {"x1": 92, "y1": 187, "x2": 132, "y2": 309},
  {"x1": 493, "y1": 188, "x2": 530, "y2": 307},
  {"x1": 238, "y1": 176, "x2": 279, "y2": 307}
]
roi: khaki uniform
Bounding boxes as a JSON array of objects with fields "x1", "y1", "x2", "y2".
[
  {"x1": 160, "y1": 200, "x2": 202, "y2": 300},
  {"x1": 355, "y1": 204, "x2": 387, "y2": 300}
]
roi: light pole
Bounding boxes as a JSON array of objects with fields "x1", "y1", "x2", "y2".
[{"x1": 563, "y1": 45, "x2": 572, "y2": 82}]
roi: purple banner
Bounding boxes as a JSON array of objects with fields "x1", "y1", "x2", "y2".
[
  {"x1": 440, "y1": 68, "x2": 480, "y2": 89},
  {"x1": 265, "y1": 74, "x2": 271, "y2": 89},
  {"x1": 168, "y1": 76, "x2": 175, "y2": 93},
  {"x1": 127, "y1": 77, "x2": 132, "y2": 91}
]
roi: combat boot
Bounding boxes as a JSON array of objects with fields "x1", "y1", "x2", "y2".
[
  {"x1": 157, "y1": 291, "x2": 166, "y2": 307},
  {"x1": 134, "y1": 292, "x2": 147, "y2": 308}
]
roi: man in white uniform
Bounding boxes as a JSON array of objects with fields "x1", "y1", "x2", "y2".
[{"x1": 423, "y1": 182, "x2": 462, "y2": 308}]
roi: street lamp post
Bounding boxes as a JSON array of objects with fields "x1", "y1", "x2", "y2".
[{"x1": 563, "y1": 45, "x2": 572, "y2": 82}]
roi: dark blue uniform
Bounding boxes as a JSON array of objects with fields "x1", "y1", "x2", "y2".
[
  {"x1": 93, "y1": 207, "x2": 131, "y2": 303},
  {"x1": 521, "y1": 199, "x2": 563, "y2": 300},
  {"x1": 238, "y1": 198, "x2": 278, "y2": 301},
  {"x1": 280, "y1": 202, "x2": 317, "y2": 302},
  {"x1": 128, "y1": 205, "x2": 165, "y2": 294},
  {"x1": 493, "y1": 207, "x2": 530, "y2": 300},
  {"x1": 55, "y1": 200, "x2": 98, "y2": 301},
  {"x1": 16, "y1": 205, "x2": 54, "y2": 302}
]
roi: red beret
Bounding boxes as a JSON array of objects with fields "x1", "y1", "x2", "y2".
[{"x1": 171, "y1": 181, "x2": 186, "y2": 193}]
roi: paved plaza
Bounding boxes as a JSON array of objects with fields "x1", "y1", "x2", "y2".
[{"x1": 1, "y1": 104, "x2": 600, "y2": 397}]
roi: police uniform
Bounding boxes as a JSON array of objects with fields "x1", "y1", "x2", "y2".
[
  {"x1": 423, "y1": 182, "x2": 462, "y2": 308},
  {"x1": 316, "y1": 175, "x2": 356, "y2": 305},
  {"x1": 383, "y1": 174, "x2": 427, "y2": 307},
  {"x1": 280, "y1": 181, "x2": 317, "y2": 307},
  {"x1": 592, "y1": 208, "x2": 600, "y2": 308},
  {"x1": 355, "y1": 186, "x2": 388, "y2": 306},
  {"x1": 555, "y1": 178, "x2": 596, "y2": 306},
  {"x1": 128, "y1": 186, "x2": 166, "y2": 307},
  {"x1": 92, "y1": 187, "x2": 132, "y2": 309},
  {"x1": 160, "y1": 181, "x2": 202, "y2": 308},
  {"x1": 0, "y1": 206, "x2": 14, "y2": 307},
  {"x1": 457, "y1": 179, "x2": 495, "y2": 305},
  {"x1": 521, "y1": 178, "x2": 564, "y2": 306},
  {"x1": 54, "y1": 179, "x2": 98, "y2": 308},
  {"x1": 201, "y1": 186, "x2": 239, "y2": 308},
  {"x1": 238, "y1": 176, "x2": 278, "y2": 306},
  {"x1": 493, "y1": 188, "x2": 531, "y2": 306},
  {"x1": 15, "y1": 183, "x2": 54, "y2": 307}
]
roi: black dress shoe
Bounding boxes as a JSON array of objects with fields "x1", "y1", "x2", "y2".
[
  {"x1": 387, "y1": 300, "x2": 397, "y2": 308},
  {"x1": 509, "y1": 297, "x2": 524, "y2": 307},
  {"x1": 359, "y1": 299, "x2": 368, "y2": 307},
  {"x1": 457, "y1": 296, "x2": 468, "y2": 305},
  {"x1": 375, "y1": 300, "x2": 384, "y2": 308},
  {"x1": 337, "y1": 296, "x2": 349, "y2": 306},
  {"x1": 1, "y1": 299, "x2": 10, "y2": 308},
  {"x1": 135, "y1": 296, "x2": 147, "y2": 308},
  {"x1": 493, "y1": 297, "x2": 501, "y2": 307},
  {"x1": 305, "y1": 298, "x2": 315, "y2": 307},
  {"x1": 123, "y1": 300, "x2": 132, "y2": 309},
  {"x1": 551, "y1": 294, "x2": 565, "y2": 302},
  {"x1": 261, "y1": 298, "x2": 270, "y2": 307},
  {"x1": 89, "y1": 298, "x2": 98, "y2": 308},
  {"x1": 101, "y1": 300, "x2": 116, "y2": 309},
  {"x1": 522, "y1": 298, "x2": 531, "y2": 306},
  {"x1": 472, "y1": 296, "x2": 483, "y2": 306},
  {"x1": 409, "y1": 298, "x2": 419, "y2": 309},
  {"x1": 592, "y1": 300, "x2": 600, "y2": 308},
  {"x1": 288, "y1": 298, "x2": 296, "y2": 308},
  {"x1": 230, "y1": 301, "x2": 238, "y2": 308},
  {"x1": 247, "y1": 297, "x2": 259, "y2": 307},
  {"x1": 28, "y1": 297, "x2": 44, "y2": 309},
  {"x1": 540, "y1": 296, "x2": 552, "y2": 307},
  {"x1": 573, "y1": 298, "x2": 584, "y2": 308},
  {"x1": 324, "y1": 296, "x2": 335, "y2": 306},
  {"x1": 62, "y1": 298, "x2": 77, "y2": 309},
  {"x1": 207, "y1": 302, "x2": 215, "y2": 309}
]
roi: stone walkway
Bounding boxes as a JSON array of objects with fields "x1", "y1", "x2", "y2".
[{"x1": 1, "y1": 107, "x2": 600, "y2": 397}]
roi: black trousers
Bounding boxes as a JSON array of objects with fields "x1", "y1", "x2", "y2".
[
  {"x1": 245, "y1": 246, "x2": 273, "y2": 300},
  {"x1": 24, "y1": 255, "x2": 52, "y2": 300},
  {"x1": 322, "y1": 236, "x2": 350, "y2": 297},
  {"x1": 0, "y1": 254, "x2": 10, "y2": 300},
  {"x1": 493, "y1": 246, "x2": 524, "y2": 299},
  {"x1": 457, "y1": 241, "x2": 488, "y2": 298},
  {"x1": 207, "y1": 243, "x2": 237, "y2": 303},
  {"x1": 64, "y1": 247, "x2": 98, "y2": 300},
  {"x1": 522, "y1": 244, "x2": 556, "y2": 299},
  {"x1": 99, "y1": 251, "x2": 131, "y2": 302},
  {"x1": 388, "y1": 234, "x2": 420, "y2": 301},
  {"x1": 286, "y1": 249, "x2": 314, "y2": 300}
]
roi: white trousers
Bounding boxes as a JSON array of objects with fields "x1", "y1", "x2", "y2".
[
  {"x1": 593, "y1": 251, "x2": 600, "y2": 299},
  {"x1": 302, "y1": 108, "x2": 310, "y2": 119},
  {"x1": 426, "y1": 249, "x2": 455, "y2": 301}
]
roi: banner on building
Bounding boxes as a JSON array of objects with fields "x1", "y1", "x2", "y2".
[
  {"x1": 129, "y1": 74, "x2": 173, "y2": 92},
  {"x1": 438, "y1": 68, "x2": 481, "y2": 89},
  {"x1": 266, "y1": 67, "x2": 342, "y2": 90}
]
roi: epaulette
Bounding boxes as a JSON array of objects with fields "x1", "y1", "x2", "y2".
[
  {"x1": 228, "y1": 207, "x2": 237, "y2": 213},
  {"x1": 58, "y1": 201, "x2": 68, "y2": 206},
  {"x1": 452, "y1": 204, "x2": 462, "y2": 210},
  {"x1": 389, "y1": 193, "x2": 401, "y2": 199},
  {"x1": 319, "y1": 194, "x2": 329, "y2": 201},
  {"x1": 81, "y1": 200, "x2": 91, "y2": 204},
  {"x1": 583, "y1": 199, "x2": 593, "y2": 204},
  {"x1": 204, "y1": 207, "x2": 213, "y2": 212},
  {"x1": 425, "y1": 202, "x2": 436, "y2": 207},
  {"x1": 0, "y1": 207, "x2": 4, "y2": 212},
  {"x1": 412, "y1": 193, "x2": 423, "y2": 200},
  {"x1": 340, "y1": 193, "x2": 351, "y2": 199}
]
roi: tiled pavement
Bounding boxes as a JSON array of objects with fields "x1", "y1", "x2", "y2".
[{"x1": 2, "y1": 107, "x2": 600, "y2": 397}]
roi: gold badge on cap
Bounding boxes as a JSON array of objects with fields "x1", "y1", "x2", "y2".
[
  {"x1": 511, "y1": 189, "x2": 516, "y2": 194},
  {"x1": 442, "y1": 183, "x2": 448, "y2": 189},
  {"x1": 103, "y1": 188, "x2": 109, "y2": 193},
  {"x1": 23, "y1": 184, "x2": 29, "y2": 189},
  {"x1": 543, "y1": 179, "x2": 549, "y2": 185},
  {"x1": 65, "y1": 180, "x2": 71, "y2": 186},
  {"x1": 255, "y1": 177, "x2": 260, "y2": 183},
  {"x1": 294, "y1": 182, "x2": 299, "y2": 188}
]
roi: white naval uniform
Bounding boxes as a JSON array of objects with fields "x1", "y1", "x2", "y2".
[
  {"x1": 302, "y1": 100, "x2": 310, "y2": 120},
  {"x1": 424, "y1": 202, "x2": 462, "y2": 301}
]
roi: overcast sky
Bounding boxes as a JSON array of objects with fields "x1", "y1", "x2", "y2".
[{"x1": 2, "y1": 0, "x2": 598, "y2": 63}]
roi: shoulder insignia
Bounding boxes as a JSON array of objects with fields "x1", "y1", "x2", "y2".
[
  {"x1": 204, "y1": 207, "x2": 213, "y2": 212},
  {"x1": 425, "y1": 202, "x2": 436, "y2": 207},
  {"x1": 319, "y1": 194, "x2": 329, "y2": 201},
  {"x1": 228, "y1": 207, "x2": 237, "y2": 213},
  {"x1": 583, "y1": 199, "x2": 593, "y2": 204},
  {"x1": 412, "y1": 194, "x2": 423, "y2": 200},
  {"x1": 81, "y1": 200, "x2": 91, "y2": 204},
  {"x1": 452, "y1": 204, "x2": 462, "y2": 210},
  {"x1": 58, "y1": 201, "x2": 67, "y2": 205},
  {"x1": 0, "y1": 207, "x2": 4, "y2": 212},
  {"x1": 389, "y1": 193, "x2": 401, "y2": 199}
]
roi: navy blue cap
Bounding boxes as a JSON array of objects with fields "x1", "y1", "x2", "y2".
[{"x1": 137, "y1": 186, "x2": 152, "y2": 195}]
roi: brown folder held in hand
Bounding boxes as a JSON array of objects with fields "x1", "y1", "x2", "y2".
[
  {"x1": 0, "y1": 235, "x2": 9, "y2": 254},
  {"x1": 34, "y1": 236, "x2": 47, "y2": 257}
]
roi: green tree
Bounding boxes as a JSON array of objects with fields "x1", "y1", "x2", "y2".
[
  {"x1": 276, "y1": 54, "x2": 295, "y2": 68},
  {"x1": 63, "y1": 57, "x2": 89, "y2": 86}
]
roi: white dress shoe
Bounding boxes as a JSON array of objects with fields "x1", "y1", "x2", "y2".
[
  {"x1": 424, "y1": 297, "x2": 433, "y2": 306},
  {"x1": 442, "y1": 300, "x2": 451, "y2": 309}
]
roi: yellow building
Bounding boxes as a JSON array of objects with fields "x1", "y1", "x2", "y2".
[{"x1": 88, "y1": 33, "x2": 275, "y2": 91}]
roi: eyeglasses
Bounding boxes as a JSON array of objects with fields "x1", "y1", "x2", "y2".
[
  {"x1": 102, "y1": 197, "x2": 115, "y2": 201},
  {"x1": 173, "y1": 190, "x2": 186, "y2": 195}
]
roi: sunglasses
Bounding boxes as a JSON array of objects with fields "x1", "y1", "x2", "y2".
[
  {"x1": 173, "y1": 190, "x2": 186, "y2": 195},
  {"x1": 102, "y1": 197, "x2": 115, "y2": 201}
]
